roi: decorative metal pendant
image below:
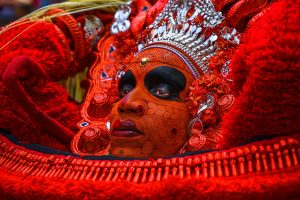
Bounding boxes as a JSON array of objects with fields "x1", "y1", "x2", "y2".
[
  {"x1": 83, "y1": 15, "x2": 103, "y2": 48},
  {"x1": 111, "y1": 4, "x2": 132, "y2": 34},
  {"x1": 188, "y1": 117, "x2": 203, "y2": 136}
]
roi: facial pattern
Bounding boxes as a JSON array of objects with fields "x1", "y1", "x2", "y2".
[{"x1": 110, "y1": 48, "x2": 195, "y2": 158}]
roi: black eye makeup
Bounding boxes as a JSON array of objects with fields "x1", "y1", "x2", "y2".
[
  {"x1": 144, "y1": 66, "x2": 186, "y2": 100},
  {"x1": 118, "y1": 70, "x2": 136, "y2": 98}
]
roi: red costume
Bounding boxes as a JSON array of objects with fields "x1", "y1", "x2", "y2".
[{"x1": 0, "y1": 0, "x2": 299, "y2": 199}]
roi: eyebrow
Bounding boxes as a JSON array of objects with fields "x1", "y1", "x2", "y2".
[{"x1": 144, "y1": 66, "x2": 186, "y2": 91}]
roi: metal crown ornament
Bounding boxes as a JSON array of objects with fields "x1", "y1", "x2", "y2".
[{"x1": 138, "y1": 0, "x2": 237, "y2": 78}]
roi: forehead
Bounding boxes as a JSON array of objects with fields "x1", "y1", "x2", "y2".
[{"x1": 127, "y1": 48, "x2": 194, "y2": 81}]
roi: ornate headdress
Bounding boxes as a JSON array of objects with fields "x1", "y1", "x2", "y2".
[
  {"x1": 137, "y1": 0, "x2": 239, "y2": 77},
  {"x1": 75, "y1": 0, "x2": 240, "y2": 155}
]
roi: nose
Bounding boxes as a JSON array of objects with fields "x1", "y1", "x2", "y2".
[{"x1": 117, "y1": 92, "x2": 147, "y2": 116}]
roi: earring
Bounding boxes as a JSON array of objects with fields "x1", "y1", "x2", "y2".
[{"x1": 183, "y1": 94, "x2": 215, "y2": 153}]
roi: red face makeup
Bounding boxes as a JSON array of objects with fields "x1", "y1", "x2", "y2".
[{"x1": 110, "y1": 48, "x2": 195, "y2": 158}]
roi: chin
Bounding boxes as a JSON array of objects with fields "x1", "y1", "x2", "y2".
[
  {"x1": 110, "y1": 135, "x2": 149, "y2": 157},
  {"x1": 110, "y1": 136, "x2": 181, "y2": 158},
  {"x1": 109, "y1": 146, "x2": 173, "y2": 158}
]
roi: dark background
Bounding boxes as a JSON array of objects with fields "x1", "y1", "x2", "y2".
[{"x1": 0, "y1": 0, "x2": 65, "y2": 26}]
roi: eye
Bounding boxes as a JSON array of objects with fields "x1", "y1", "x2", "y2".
[
  {"x1": 119, "y1": 83, "x2": 134, "y2": 98},
  {"x1": 118, "y1": 70, "x2": 136, "y2": 99},
  {"x1": 144, "y1": 66, "x2": 186, "y2": 101},
  {"x1": 150, "y1": 83, "x2": 173, "y2": 99}
]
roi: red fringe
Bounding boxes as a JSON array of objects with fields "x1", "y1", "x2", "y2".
[{"x1": 0, "y1": 166, "x2": 299, "y2": 199}]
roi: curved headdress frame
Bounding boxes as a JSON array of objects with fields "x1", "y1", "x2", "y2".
[{"x1": 137, "y1": 44, "x2": 199, "y2": 77}]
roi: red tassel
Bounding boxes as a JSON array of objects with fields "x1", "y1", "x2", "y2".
[
  {"x1": 106, "y1": 165, "x2": 115, "y2": 182},
  {"x1": 193, "y1": 157, "x2": 200, "y2": 178},
  {"x1": 114, "y1": 161, "x2": 125, "y2": 181},
  {"x1": 56, "y1": 163, "x2": 68, "y2": 178},
  {"x1": 171, "y1": 158, "x2": 177, "y2": 176},
  {"x1": 229, "y1": 152, "x2": 237, "y2": 176},
  {"x1": 148, "y1": 161, "x2": 157, "y2": 182},
  {"x1": 119, "y1": 162, "x2": 129, "y2": 181},
  {"x1": 221, "y1": 152, "x2": 229, "y2": 177},
  {"x1": 178, "y1": 158, "x2": 184, "y2": 179},
  {"x1": 133, "y1": 161, "x2": 143, "y2": 183},
  {"x1": 274, "y1": 143, "x2": 284, "y2": 169},
  {"x1": 291, "y1": 148, "x2": 298, "y2": 166},
  {"x1": 99, "y1": 161, "x2": 109, "y2": 181},
  {"x1": 156, "y1": 159, "x2": 163, "y2": 181},
  {"x1": 141, "y1": 161, "x2": 150, "y2": 183},
  {"x1": 186, "y1": 158, "x2": 192, "y2": 179},
  {"x1": 92, "y1": 167, "x2": 101, "y2": 181},
  {"x1": 244, "y1": 147, "x2": 253, "y2": 173},
  {"x1": 163, "y1": 159, "x2": 170, "y2": 180},
  {"x1": 236, "y1": 149, "x2": 245, "y2": 175},
  {"x1": 201, "y1": 155, "x2": 208, "y2": 178}
]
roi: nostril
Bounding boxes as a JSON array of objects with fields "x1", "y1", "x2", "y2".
[
  {"x1": 117, "y1": 101, "x2": 146, "y2": 116},
  {"x1": 118, "y1": 107, "x2": 125, "y2": 113},
  {"x1": 136, "y1": 105, "x2": 144, "y2": 116},
  {"x1": 128, "y1": 108, "x2": 137, "y2": 113}
]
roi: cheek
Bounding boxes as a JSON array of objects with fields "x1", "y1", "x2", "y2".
[
  {"x1": 110, "y1": 103, "x2": 118, "y2": 119},
  {"x1": 141, "y1": 101, "x2": 191, "y2": 153}
]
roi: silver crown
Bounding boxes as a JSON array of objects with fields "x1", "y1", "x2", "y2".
[{"x1": 138, "y1": 0, "x2": 226, "y2": 78}]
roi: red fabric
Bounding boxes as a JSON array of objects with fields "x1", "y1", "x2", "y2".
[
  {"x1": 220, "y1": 0, "x2": 300, "y2": 148},
  {"x1": 0, "y1": 21, "x2": 81, "y2": 151},
  {"x1": 0, "y1": 167, "x2": 299, "y2": 200},
  {"x1": 213, "y1": 0, "x2": 274, "y2": 31},
  {"x1": 0, "y1": 21, "x2": 70, "y2": 81},
  {"x1": 2, "y1": 56, "x2": 75, "y2": 143}
]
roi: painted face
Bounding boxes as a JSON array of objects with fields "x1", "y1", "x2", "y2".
[{"x1": 110, "y1": 48, "x2": 194, "y2": 158}]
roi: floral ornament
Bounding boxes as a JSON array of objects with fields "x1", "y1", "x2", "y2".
[
  {"x1": 182, "y1": 72, "x2": 234, "y2": 153},
  {"x1": 111, "y1": 4, "x2": 132, "y2": 34},
  {"x1": 185, "y1": 26, "x2": 240, "y2": 129},
  {"x1": 187, "y1": 73, "x2": 232, "y2": 127}
]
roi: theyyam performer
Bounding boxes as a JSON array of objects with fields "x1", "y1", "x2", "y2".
[{"x1": 0, "y1": 0, "x2": 299, "y2": 199}]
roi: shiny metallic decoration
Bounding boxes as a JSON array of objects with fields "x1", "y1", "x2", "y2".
[
  {"x1": 83, "y1": 15, "x2": 103, "y2": 48},
  {"x1": 188, "y1": 117, "x2": 204, "y2": 136},
  {"x1": 188, "y1": 93, "x2": 215, "y2": 136},
  {"x1": 221, "y1": 27, "x2": 240, "y2": 44},
  {"x1": 140, "y1": 57, "x2": 149, "y2": 66},
  {"x1": 139, "y1": 0, "x2": 226, "y2": 77},
  {"x1": 106, "y1": 121, "x2": 111, "y2": 131},
  {"x1": 197, "y1": 93, "x2": 215, "y2": 116},
  {"x1": 116, "y1": 69, "x2": 126, "y2": 79},
  {"x1": 111, "y1": 4, "x2": 132, "y2": 34},
  {"x1": 79, "y1": 121, "x2": 89, "y2": 127},
  {"x1": 221, "y1": 60, "x2": 231, "y2": 77}
]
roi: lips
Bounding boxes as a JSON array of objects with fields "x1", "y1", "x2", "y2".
[{"x1": 111, "y1": 119, "x2": 143, "y2": 137}]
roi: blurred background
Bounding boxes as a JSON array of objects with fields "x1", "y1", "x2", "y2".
[
  {"x1": 0, "y1": 0, "x2": 65, "y2": 26},
  {"x1": 0, "y1": 0, "x2": 87, "y2": 103}
]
